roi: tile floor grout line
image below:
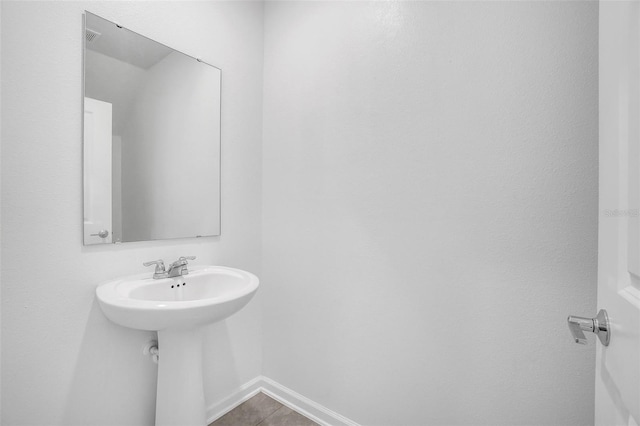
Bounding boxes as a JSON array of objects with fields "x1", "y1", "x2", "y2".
[
  {"x1": 210, "y1": 391, "x2": 318, "y2": 426},
  {"x1": 255, "y1": 405, "x2": 278, "y2": 426},
  {"x1": 253, "y1": 393, "x2": 284, "y2": 426}
]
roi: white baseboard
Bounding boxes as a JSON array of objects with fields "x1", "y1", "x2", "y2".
[
  {"x1": 206, "y1": 376, "x2": 359, "y2": 426},
  {"x1": 259, "y1": 376, "x2": 360, "y2": 426},
  {"x1": 205, "y1": 376, "x2": 263, "y2": 423}
]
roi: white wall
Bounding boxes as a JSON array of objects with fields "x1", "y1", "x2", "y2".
[
  {"x1": 0, "y1": 1, "x2": 3, "y2": 420},
  {"x1": 262, "y1": 2, "x2": 598, "y2": 425},
  {"x1": 2, "y1": 1, "x2": 601, "y2": 425},
  {"x1": 1, "y1": 1, "x2": 263, "y2": 425}
]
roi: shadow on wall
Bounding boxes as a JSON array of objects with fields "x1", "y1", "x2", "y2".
[
  {"x1": 61, "y1": 299, "x2": 157, "y2": 426},
  {"x1": 202, "y1": 320, "x2": 241, "y2": 410},
  {"x1": 61, "y1": 299, "x2": 243, "y2": 425}
]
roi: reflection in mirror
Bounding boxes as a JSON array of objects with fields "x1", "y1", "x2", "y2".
[{"x1": 83, "y1": 11, "x2": 221, "y2": 245}]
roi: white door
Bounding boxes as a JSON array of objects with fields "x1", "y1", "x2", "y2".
[
  {"x1": 83, "y1": 97, "x2": 113, "y2": 245},
  {"x1": 596, "y1": 2, "x2": 640, "y2": 425}
]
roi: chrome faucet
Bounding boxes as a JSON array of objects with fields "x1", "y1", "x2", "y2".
[
  {"x1": 167, "y1": 256, "x2": 196, "y2": 278},
  {"x1": 143, "y1": 256, "x2": 196, "y2": 279},
  {"x1": 143, "y1": 259, "x2": 168, "y2": 279}
]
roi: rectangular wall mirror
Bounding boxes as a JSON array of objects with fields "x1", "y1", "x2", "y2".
[{"x1": 83, "y1": 11, "x2": 221, "y2": 245}]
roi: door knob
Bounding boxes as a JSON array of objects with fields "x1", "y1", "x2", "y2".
[
  {"x1": 567, "y1": 309, "x2": 610, "y2": 346},
  {"x1": 91, "y1": 229, "x2": 109, "y2": 238}
]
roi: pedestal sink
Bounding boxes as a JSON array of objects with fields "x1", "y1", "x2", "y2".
[{"x1": 96, "y1": 265, "x2": 259, "y2": 426}]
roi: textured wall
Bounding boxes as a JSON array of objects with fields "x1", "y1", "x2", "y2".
[
  {"x1": 2, "y1": 1, "x2": 601, "y2": 425},
  {"x1": 1, "y1": 1, "x2": 263, "y2": 424},
  {"x1": 262, "y1": 2, "x2": 598, "y2": 425}
]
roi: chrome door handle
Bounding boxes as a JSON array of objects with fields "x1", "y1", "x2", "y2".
[
  {"x1": 90, "y1": 229, "x2": 109, "y2": 238},
  {"x1": 567, "y1": 309, "x2": 610, "y2": 346}
]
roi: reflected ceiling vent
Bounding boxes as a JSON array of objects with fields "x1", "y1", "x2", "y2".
[{"x1": 85, "y1": 28, "x2": 101, "y2": 44}]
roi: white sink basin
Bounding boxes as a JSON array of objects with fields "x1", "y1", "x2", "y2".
[
  {"x1": 96, "y1": 265, "x2": 259, "y2": 331},
  {"x1": 96, "y1": 265, "x2": 259, "y2": 426}
]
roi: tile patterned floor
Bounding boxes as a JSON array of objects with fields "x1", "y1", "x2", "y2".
[{"x1": 209, "y1": 392, "x2": 319, "y2": 426}]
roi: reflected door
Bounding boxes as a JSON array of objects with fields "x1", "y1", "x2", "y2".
[{"x1": 83, "y1": 97, "x2": 113, "y2": 244}]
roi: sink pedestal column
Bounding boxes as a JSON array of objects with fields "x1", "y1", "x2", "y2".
[{"x1": 155, "y1": 327, "x2": 206, "y2": 426}]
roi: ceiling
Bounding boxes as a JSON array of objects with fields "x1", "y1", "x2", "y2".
[{"x1": 85, "y1": 12, "x2": 172, "y2": 69}]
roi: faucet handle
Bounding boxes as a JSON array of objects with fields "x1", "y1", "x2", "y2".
[
  {"x1": 179, "y1": 256, "x2": 196, "y2": 262},
  {"x1": 143, "y1": 259, "x2": 167, "y2": 279},
  {"x1": 143, "y1": 259, "x2": 166, "y2": 269}
]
